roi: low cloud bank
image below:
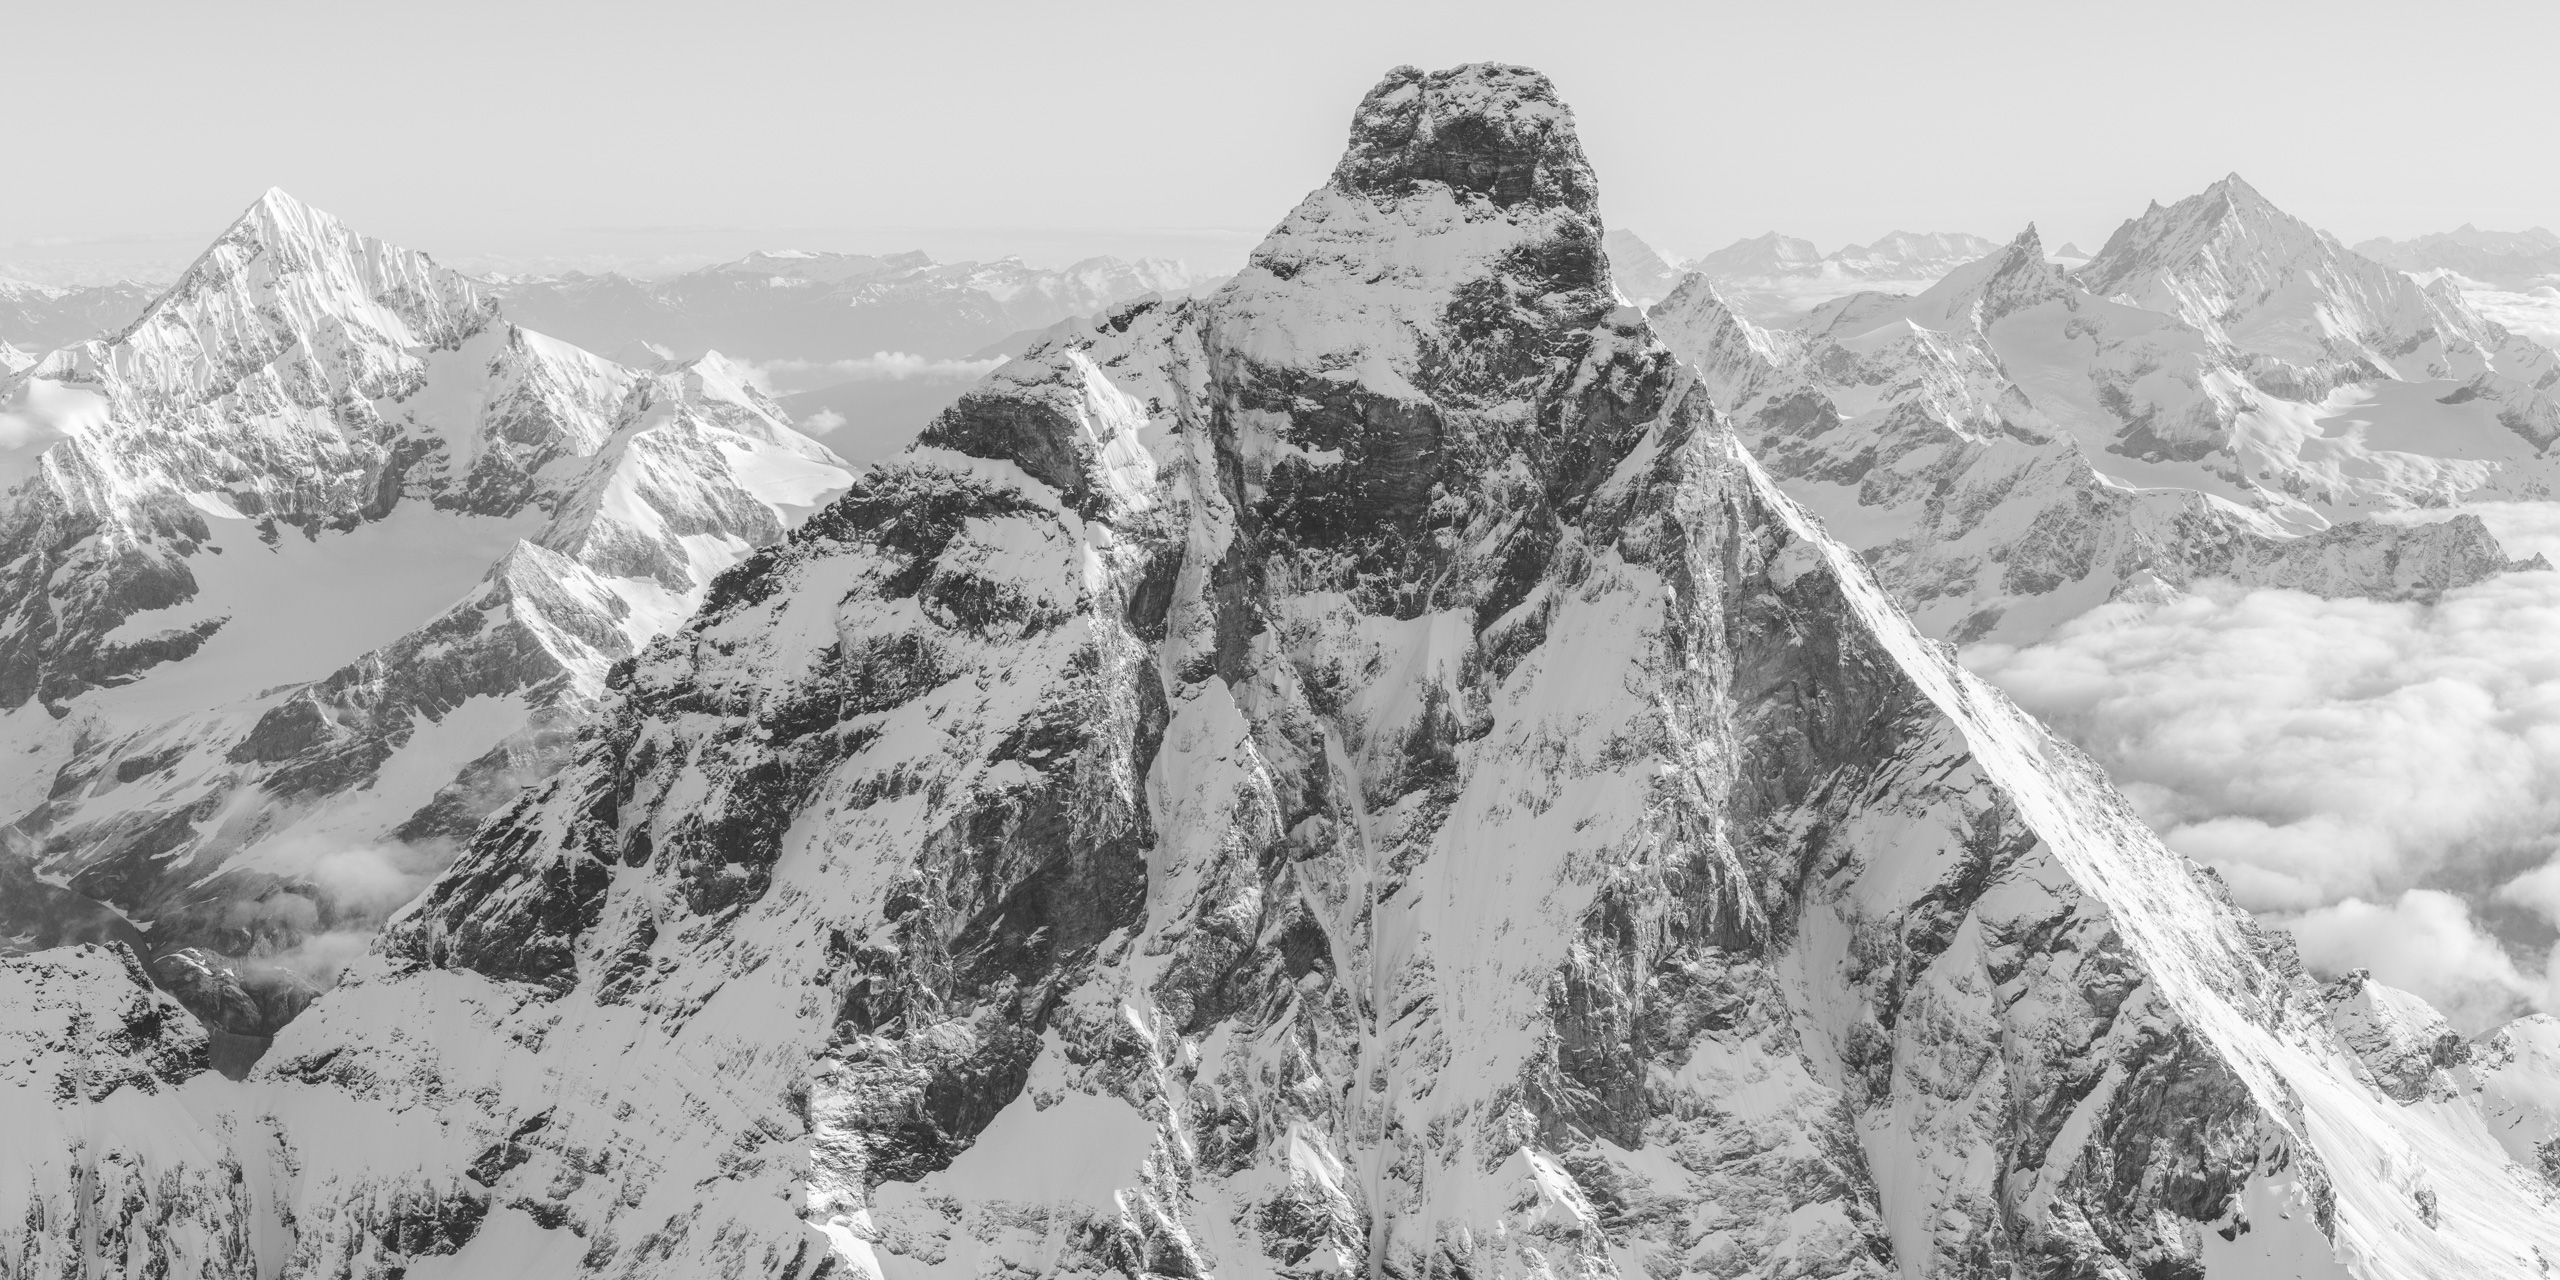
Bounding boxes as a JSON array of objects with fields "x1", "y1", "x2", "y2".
[
  {"x1": 1966, "y1": 543, "x2": 2560, "y2": 1031},
  {"x1": 756, "y1": 351, "x2": 1006, "y2": 384}
]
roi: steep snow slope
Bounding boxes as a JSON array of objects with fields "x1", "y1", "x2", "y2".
[
  {"x1": 1648, "y1": 229, "x2": 2537, "y2": 640},
  {"x1": 0, "y1": 191, "x2": 849, "y2": 1040},
  {"x1": 11, "y1": 62, "x2": 2560, "y2": 1280}
]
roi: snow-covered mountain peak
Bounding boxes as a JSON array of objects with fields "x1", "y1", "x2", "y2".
[
  {"x1": 2073, "y1": 173, "x2": 2551, "y2": 387},
  {"x1": 1871, "y1": 222, "x2": 2073, "y2": 337},
  {"x1": 1219, "y1": 61, "x2": 1619, "y2": 419},
  {"x1": 1692, "y1": 229, "x2": 1825, "y2": 278},
  {"x1": 108, "y1": 185, "x2": 492, "y2": 372},
  {"x1": 1330, "y1": 62, "x2": 1597, "y2": 215}
]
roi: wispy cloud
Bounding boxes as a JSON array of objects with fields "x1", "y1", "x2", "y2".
[{"x1": 755, "y1": 352, "x2": 1007, "y2": 384}]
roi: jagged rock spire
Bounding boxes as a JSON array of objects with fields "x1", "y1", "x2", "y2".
[{"x1": 1328, "y1": 63, "x2": 1598, "y2": 216}]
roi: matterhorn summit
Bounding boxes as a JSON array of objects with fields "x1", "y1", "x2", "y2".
[{"x1": 6, "y1": 63, "x2": 2560, "y2": 1280}]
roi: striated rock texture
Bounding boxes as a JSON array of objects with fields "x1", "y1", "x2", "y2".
[
  {"x1": 0, "y1": 191, "x2": 850, "y2": 1038},
  {"x1": 11, "y1": 63, "x2": 2560, "y2": 1280},
  {"x1": 1648, "y1": 228, "x2": 2546, "y2": 642}
]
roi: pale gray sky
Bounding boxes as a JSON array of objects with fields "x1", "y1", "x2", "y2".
[{"x1": 9, "y1": 0, "x2": 2555, "y2": 280}]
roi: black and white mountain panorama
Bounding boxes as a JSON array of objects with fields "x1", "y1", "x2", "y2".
[{"x1": 10, "y1": 62, "x2": 2560, "y2": 1280}]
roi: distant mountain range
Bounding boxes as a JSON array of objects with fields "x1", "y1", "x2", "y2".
[
  {"x1": 1609, "y1": 227, "x2": 2004, "y2": 321},
  {"x1": 2355, "y1": 223, "x2": 2560, "y2": 288}
]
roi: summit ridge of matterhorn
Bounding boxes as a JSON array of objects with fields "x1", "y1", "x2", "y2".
[
  {"x1": 10, "y1": 62, "x2": 2560, "y2": 1280},
  {"x1": 0, "y1": 187, "x2": 850, "y2": 1050}
]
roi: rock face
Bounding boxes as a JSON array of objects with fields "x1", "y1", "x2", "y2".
[
  {"x1": 0, "y1": 190, "x2": 851, "y2": 1038},
  {"x1": 0, "y1": 944, "x2": 206, "y2": 1101},
  {"x1": 11, "y1": 62, "x2": 2560, "y2": 1280},
  {"x1": 1649, "y1": 223, "x2": 2549, "y2": 641}
]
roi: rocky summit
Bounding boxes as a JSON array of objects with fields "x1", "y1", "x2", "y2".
[{"x1": 6, "y1": 62, "x2": 2560, "y2": 1280}]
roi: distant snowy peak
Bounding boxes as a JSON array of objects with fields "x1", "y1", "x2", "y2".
[
  {"x1": 1690, "y1": 228, "x2": 1997, "y2": 283},
  {"x1": 1811, "y1": 223, "x2": 2071, "y2": 339},
  {"x1": 1827, "y1": 228, "x2": 2001, "y2": 274},
  {"x1": 114, "y1": 186, "x2": 494, "y2": 370},
  {"x1": 2076, "y1": 173, "x2": 2554, "y2": 387},
  {"x1": 1675, "y1": 227, "x2": 2004, "y2": 327},
  {"x1": 1604, "y1": 227, "x2": 1685, "y2": 306},
  {"x1": 1691, "y1": 230, "x2": 1823, "y2": 279}
]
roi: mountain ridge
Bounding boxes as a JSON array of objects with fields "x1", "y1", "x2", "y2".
[{"x1": 0, "y1": 187, "x2": 852, "y2": 1047}]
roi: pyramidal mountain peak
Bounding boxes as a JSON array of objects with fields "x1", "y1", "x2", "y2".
[
  {"x1": 2074, "y1": 173, "x2": 2557, "y2": 390},
  {"x1": 10, "y1": 60, "x2": 2560, "y2": 1280}
]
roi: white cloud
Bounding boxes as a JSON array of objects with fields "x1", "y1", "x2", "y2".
[
  {"x1": 800, "y1": 408, "x2": 848, "y2": 436},
  {"x1": 1965, "y1": 547, "x2": 2560, "y2": 1030},
  {"x1": 2280, "y1": 890, "x2": 2552, "y2": 1032},
  {"x1": 754, "y1": 351, "x2": 1006, "y2": 384}
]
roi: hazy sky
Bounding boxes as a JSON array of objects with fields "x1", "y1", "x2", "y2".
[{"x1": 9, "y1": 0, "x2": 2557, "y2": 280}]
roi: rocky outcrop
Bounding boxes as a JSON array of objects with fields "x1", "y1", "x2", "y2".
[{"x1": 0, "y1": 944, "x2": 206, "y2": 1101}]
